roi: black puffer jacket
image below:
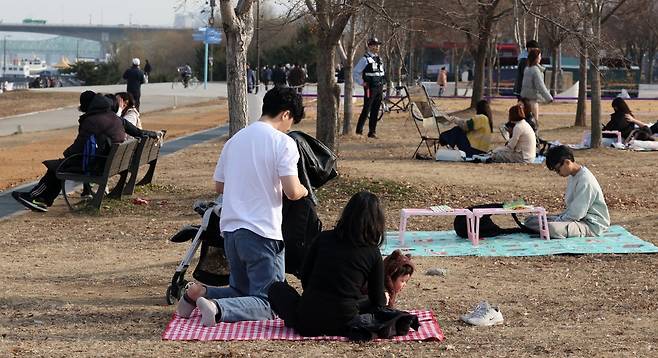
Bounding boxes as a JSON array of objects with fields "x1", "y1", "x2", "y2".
[
  {"x1": 63, "y1": 94, "x2": 127, "y2": 158},
  {"x1": 603, "y1": 112, "x2": 635, "y2": 140},
  {"x1": 281, "y1": 131, "x2": 338, "y2": 278}
]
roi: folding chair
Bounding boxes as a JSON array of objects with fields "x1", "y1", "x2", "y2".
[
  {"x1": 387, "y1": 85, "x2": 410, "y2": 112},
  {"x1": 410, "y1": 101, "x2": 442, "y2": 159}
]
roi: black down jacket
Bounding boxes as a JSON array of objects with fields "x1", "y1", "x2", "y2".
[{"x1": 282, "y1": 131, "x2": 338, "y2": 278}]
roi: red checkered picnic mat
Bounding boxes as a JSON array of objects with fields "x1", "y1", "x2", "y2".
[{"x1": 162, "y1": 309, "x2": 444, "y2": 342}]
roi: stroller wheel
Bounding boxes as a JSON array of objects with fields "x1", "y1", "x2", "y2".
[{"x1": 165, "y1": 285, "x2": 178, "y2": 305}]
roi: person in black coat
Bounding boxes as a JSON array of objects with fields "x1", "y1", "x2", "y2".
[
  {"x1": 268, "y1": 191, "x2": 387, "y2": 337},
  {"x1": 272, "y1": 64, "x2": 288, "y2": 87},
  {"x1": 603, "y1": 97, "x2": 649, "y2": 141},
  {"x1": 123, "y1": 58, "x2": 145, "y2": 110},
  {"x1": 12, "y1": 91, "x2": 126, "y2": 212}
]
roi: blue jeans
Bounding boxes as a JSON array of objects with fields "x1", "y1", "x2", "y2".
[{"x1": 205, "y1": 228, "x2": 285, "y2": 322}]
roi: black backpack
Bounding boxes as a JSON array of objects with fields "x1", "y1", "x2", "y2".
[{"x1": 454, "y1": 203, "x2": 533, "y2": 238}]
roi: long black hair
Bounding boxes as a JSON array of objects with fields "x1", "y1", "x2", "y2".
[
  {"x1": 334, "y1": 191, "x2": 385, "y2": 247},
  {"x1": 475, "y1": 99, "x2": 494, "y2": 132},
  {"x1": 611, "y1": 97, "x2": 633, "y2": 116}
]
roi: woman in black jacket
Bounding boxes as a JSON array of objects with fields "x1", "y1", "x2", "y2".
[
  {"x1": 268, "y1": 191, "x2": 387, "y2": 337},
  {"x1": 603, "y1": 98, "x2": 648, "y2": 141}
]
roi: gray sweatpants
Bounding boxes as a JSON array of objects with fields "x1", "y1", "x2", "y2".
[
  {"x1": 524, "y1": 216, "x2": 594, "y2": 239},
  {"x1": 491, "y1": 147, "x2": 524, "y2": 163}
]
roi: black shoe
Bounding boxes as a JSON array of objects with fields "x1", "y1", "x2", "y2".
[
  {"x1": 12, "y1": 191, "x2": 48, "y2": 212},
  {"x1": 355, "y1": 130, "x2": 363, "y2": 135},
  {"x1": 367, "y1": 133, "x2": 378, "y2": 139}
]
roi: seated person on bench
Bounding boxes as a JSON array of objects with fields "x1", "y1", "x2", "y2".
[
  {"x1": 524, "y1": 145, "x2": 610, "y2": 239},
  {"x1": 491, "y1": 104, "x2": 536, "y2": 163},
  {"x1": 11, "y1": 91, "x2": 126, "y2": 213},
  {"x1": 438, "y1": 99, "x2": 493, "y2": 157}
]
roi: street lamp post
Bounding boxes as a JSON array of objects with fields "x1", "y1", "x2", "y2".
[{"x1": 2, "y1": 35, "x2": 8, "y2": 80}]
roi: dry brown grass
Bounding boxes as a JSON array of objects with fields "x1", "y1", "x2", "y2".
[
  {"x1": 0, "y1": 91, "x2": 80, "y2": 118},
  {"x1": 0, "y1": 97, "x2": 656, "y2": 357}
]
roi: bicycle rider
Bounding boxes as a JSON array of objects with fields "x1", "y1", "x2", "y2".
[{"x1": 178, "y1": 63, "x2": 193, "y2": 88}]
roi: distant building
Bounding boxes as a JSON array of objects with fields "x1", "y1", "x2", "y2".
[{"x1": 174, "y1": 13, "x2": 201, "y2": 28}]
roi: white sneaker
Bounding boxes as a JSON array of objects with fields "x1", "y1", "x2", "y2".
[{"x1": 461, "y1": 301, "x2": 504, "y2": 326}]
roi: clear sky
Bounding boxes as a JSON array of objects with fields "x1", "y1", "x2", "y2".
[{"x1": 0, "y1": 0, "x2": 202, "y2": 27}]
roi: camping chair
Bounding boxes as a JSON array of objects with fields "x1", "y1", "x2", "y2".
[
  {"x1": 387, "y1": 85, "x2": 410, "y2": 112},
  {"x1": 410, "y1": 101, "x2": 442, "y2": 159}
]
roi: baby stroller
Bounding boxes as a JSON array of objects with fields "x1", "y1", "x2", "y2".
[
  {"x1": 164, "y1": 130, "x2": 338, "y2": 305},
  {"x1": 165, "y1": 199, "x2": 229, "y2": 305}
]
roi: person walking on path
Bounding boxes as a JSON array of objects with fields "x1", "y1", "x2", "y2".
[
  {"x1": 261, "y1": 66, "x2": 272, "y2": 90},
  {"x1": 247, "y1": 64, "x2": 256, "y2": 93},
  {"x1": 436, "y1": 67, "x2": 448, "y2": 96},
  {"x1": 175, "y1": 87, "x2": 308, "y2": 326},
  {"x1": 123, "y1": 58, "x2": 145, "y2": 111},
  {"x1": 11, "y1": 91, "x2": 126, "y2": 212},
  {"x1": 520, "y1": 48, "x2": 553, "y2": 129},
  {"x1": 354, "y1": 37, "x2": 386, "y2": 139},
  {"x1": 272, "y1": 64, "x2": 288, "y2": 88},
  {"x1": 288, "y1": 64, "x2": 307, "y2": 94},
  {"x1": 143, "y1": 59, "x2": 152, "y2": 83},
  {"x1": 513, "y1": 40, "x2": 540, "y2": 98}
]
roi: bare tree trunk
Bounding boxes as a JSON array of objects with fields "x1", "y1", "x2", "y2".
[
  {"x1": 226, "y1": 30, "x2": 251, "y2": 135},
  {"x1": 557, "y1": 43, "x2": 563, "y2": 91},
  {"x1": 575, "y1": 41, "x2": 588, "y2": 127},
  {"x1": 590, "y1": 3, "x2": 602, "y2": 148},
  {"x1": 316, "y1": 38, "x2": 338, "y2": 149},
  {"x1": 220, "y1": 0, "x2": 255, "y2": 137},
  {"x1": 647, "y1": 48, "x2": 656, "y2": 83},
  {"x1": 342, "y1": 59, "x2": 354, "y2": 134},
  {"x1": 471, "y1": 39, "x2": 488, "y2": 107},
  {"x1": 551, "y1": 44, "x2": 559, "y2": 96}
]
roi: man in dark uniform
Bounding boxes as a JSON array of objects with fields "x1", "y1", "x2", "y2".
[
  {"x1": 353, "y1": 37, "x2": 386, "y2": 138},
  {"x1": 123, "y1": 58, "x2": 145, "y2": 110}
]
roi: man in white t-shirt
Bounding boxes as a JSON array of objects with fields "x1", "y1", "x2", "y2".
[{"x1": 176, "y1": 87, "x2": 308, "y2": 325}]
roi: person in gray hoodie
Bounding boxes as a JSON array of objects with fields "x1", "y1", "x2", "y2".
[
  {"x1": 520, "y1": 48, "x2": 553, "y2": 129},
  {"x1": 524, "y1": 145, "x2": 610, "y2": 239}
]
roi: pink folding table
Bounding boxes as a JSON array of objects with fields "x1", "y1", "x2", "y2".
[
  {"x1": 399, "y1": 208, "x2": 475, "y2": 245},
  {"x1": 471, "y1": 206, "x2": 550, "y2": 246}
]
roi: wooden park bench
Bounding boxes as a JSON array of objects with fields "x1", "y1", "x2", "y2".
[
  {"x1": 122, "y1": 130, "x2": 167, "y2": 195},
  {"x1": 56, "y1": 138, "x2": 139, "y2": 211}
]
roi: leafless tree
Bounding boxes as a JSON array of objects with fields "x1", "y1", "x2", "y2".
[
  {"x1": 219, "y1": 0, "x2": 256, "y2": 137},
  {"x1": 520, "y1": 0, "x2": 628, "y2": 147},
  {"x1": 338, "y1": 13, "x2": 372, "y2": 135}
]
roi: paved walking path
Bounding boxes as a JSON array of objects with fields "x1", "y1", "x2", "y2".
[
  {"x1": 0, "y1": 125, "x2": 228, "y2": 220},
  {"x1": 0, "y1": 82, "x2": 229, "y2": 137}
]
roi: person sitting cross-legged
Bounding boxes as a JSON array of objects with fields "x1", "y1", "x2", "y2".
[
  {"x1": 491, "y1": 104, "x2": 536, "y2": 163},
  {"x1": 524, "y1": 145, "x2": 610, "y2": 239}
]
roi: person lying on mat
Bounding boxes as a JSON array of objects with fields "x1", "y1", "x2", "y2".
[
  {"x1": 437, "y1": 99, "x2": 494, "y2": 157},
  {"x1": 491, "y1": 104, "x2": 536, "y2": 163},
  {"x1": 175, "y1": 87, "x2": 308, "y2": 326},
  {"x1": 524, "y1": 145, "x2": 610, "y2": 239},
  {"x1": 382, "y1": 249, "x2": 415, "y2": 308},
  {"x1": 267, "y1": 191, "x2": 388, "y2": 337}
]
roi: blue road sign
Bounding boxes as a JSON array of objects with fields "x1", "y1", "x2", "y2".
[{"x1": 192, "y1": 28, "x2": 222, "y2": 44}]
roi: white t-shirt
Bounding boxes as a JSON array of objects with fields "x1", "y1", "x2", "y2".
[{"x1": 213, "y1": 121, "x2": 299, "y2": 240}]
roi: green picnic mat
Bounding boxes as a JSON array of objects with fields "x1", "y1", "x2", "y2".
[{"x1": 381, "y1": 225, "x2": 658, "y2": 257}]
